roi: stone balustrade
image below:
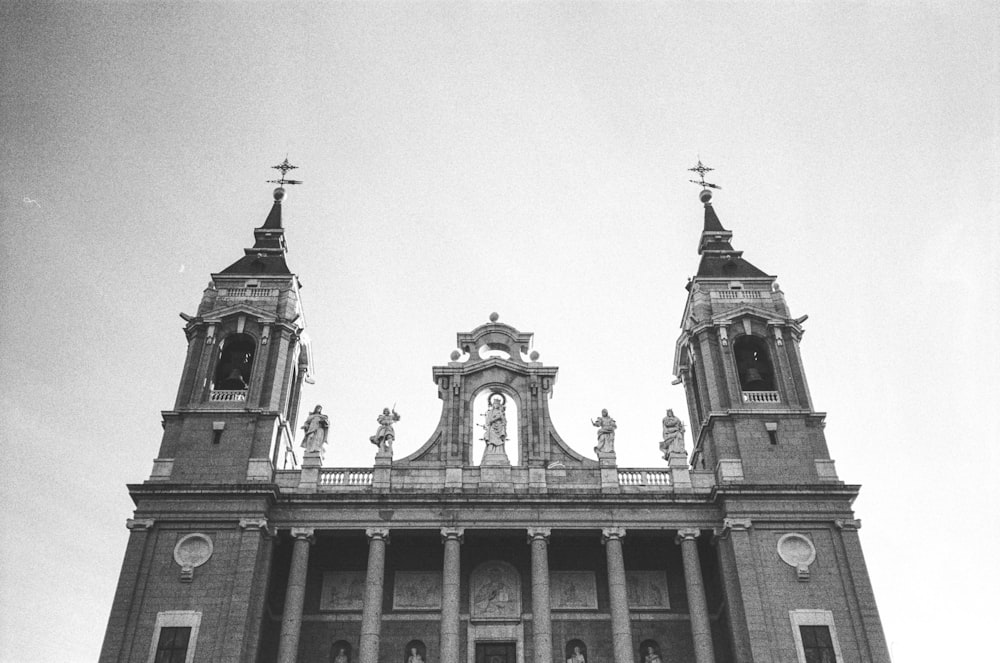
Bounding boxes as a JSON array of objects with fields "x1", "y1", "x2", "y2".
[
  {"x1": 319, "y1": 468, "x2": 374, "y2": 487},
  {"x1": 617, "y1": 469, "x2": 671, "y2": 487},
  {"x1": 209, "y1": 389, "x2": 247, "y2": 402},
  {"x1": 741, "y1": 390, "x2": 780, "y2": 403}
]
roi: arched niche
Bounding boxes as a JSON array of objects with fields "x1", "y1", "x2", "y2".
[
  {"x1": 403, "y1": 640, "x2": 427, "y2": 663},
  {"x1": 565, "y1": 640, "x2": 588, "y2": 663},
  {"x1": 733, "y1": 334, "x2": 775, "y2": 392},
  {"x1": 330, "y1": 640, "x2": 353, "y2": 663},
  {"x1": 638, "y1": 640, "x2": 662, "y2": 663},
  {"x1": 212, "y1": 333, "x2": 256, "y2": 391},
  {"x1": 471, "y1": 387, "x2": 519, "y2": 466}
]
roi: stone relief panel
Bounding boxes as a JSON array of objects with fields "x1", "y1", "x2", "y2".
[
  {"x1": 320, "y1": 571, "x2": 366, "y2": 611},
  {"x1": 393, "y1": 571, "x2": 442, "y2": 610},
  {"x1": 470, "y1": 561, "x2": 521, "y2": 621},
  {"x1": 550, "y1": 571, "x2": 598, "y2": 610},
  {"x1": 625, "y1": 571, "x2": 670, "y2": 609}
]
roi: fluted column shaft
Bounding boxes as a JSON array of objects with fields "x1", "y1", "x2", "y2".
[
  {"x1": 440, "y1": 528, "x2": 464, "y2": 663},
  {"x1": 603, "y1": 528, "x2": 633, "y2": 663},
  {"x1": 677, "y1": 529, "x2": 715, "y2": 663},
  {"x1": 277, "y1": 528, "x2": 314, "y2": 663},
  {"x1": 359, "y1": 529, "x2": 389, "y2": 663},
  {"x1": 528, "y1": 528, "x2": 553, "y2": 663}
]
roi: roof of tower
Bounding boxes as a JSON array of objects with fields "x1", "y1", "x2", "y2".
[
  {"x1": 218, "y1": 186, "x2": 292, "y2": 275},
  {"x1": 694, "y1": 190, "x2": 770, "y2": 280}
]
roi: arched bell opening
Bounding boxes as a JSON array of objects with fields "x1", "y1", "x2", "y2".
[
  {"x1": 471, "y1": 388, "x2": 519, "y2": 466},
  {"x1": 733, "y1": 334, "x2": 776, "y2": 395},
  {"x1": 211, "y1": 333, "x2": 256, "y2": 396}
]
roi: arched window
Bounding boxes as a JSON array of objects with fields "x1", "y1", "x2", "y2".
[
  {"x1": 638, "y1": 640, "x2": 662, "y2": 663},
  {"x1": 403, "y1": 640, "x2": 426, "y2": 663},
  {"x1": 733, "y1": 335, "x2": 775, "y2": 392},
  {"x1": 565, "y1": 640, "x2": 587, "y2": 663},
  {"x1": 330, "y1": 640, "x2": 352, "y2": 663},
  {"x1": 213, "y1": 334, "x2": 256, "y2": 391}
]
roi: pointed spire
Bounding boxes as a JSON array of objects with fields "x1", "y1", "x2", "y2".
[
  {"x1": 218, "y1": 160, "x2": 304, "y2": 276},
  {"x1": 687, "y1": 161, "x2": 770, "y2": 279}
]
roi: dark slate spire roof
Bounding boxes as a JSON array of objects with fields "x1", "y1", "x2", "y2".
[
  {"x1": 219, "y1": 187, "x2": 292, "y2": 276},
  {"x1": 694, "y1": 191, "x2": 770, "y2": 279}
]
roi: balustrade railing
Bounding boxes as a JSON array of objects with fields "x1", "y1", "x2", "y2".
[
  {"x1": 617, "y1": 469, "x2": 671, "y2": 487},
  {"x1": 320, "y1": 468, "x2": 374, "y2": 487},
  {"x1": 219, "y1": 288, "x2": 279, "y2": 298},
  {"x1": 712, "y1": 290, "x2": 766, "y2": 300},
  {"x1": 209, "y1": 389, "x2": 247, "y2": 402},
  {"x1": 741, "y1": 390, "x2": 780, "y2": 403}
]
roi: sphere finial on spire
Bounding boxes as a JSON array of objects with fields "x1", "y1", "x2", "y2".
[
  {"x1": 688, "y1": 159, "x2": 721, "y2": 204},
  {"x1": 267, "y1": 157, "x2": 303, "y2": 202}
]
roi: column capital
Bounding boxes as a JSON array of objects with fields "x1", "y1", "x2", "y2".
[
  {"x1": 290, "y1": 527, "x2": 315, "y2": 542},
  {"x1": 835, "y1": 518, "x2": 862, "y2": 531},
  {"x1": 723, "y1": 518, "x2": 752, "y2": 533},
  {"x1": 366, "y1": 527, "x2": 390, "y2": 541},
  {"x1": 126, "y1": 518, "x2": 155, "y2": 530},
  {"x1": 675, "y1": 528, "x2": 701, "y2": 544},
  {"x1": 601, "y1": 526, "x2": 626, "y2": 543},
  {"x1": 527, "y1": 527, "x2": 551, "y2": 543},
  {"x1": 441, "y1": 527, "x2": 465, "y2": 543},
  {"x1": 240, "y1": 517, "x2": 269, "y2": 530}
]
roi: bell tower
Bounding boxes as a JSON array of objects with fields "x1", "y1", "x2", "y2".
[
  {"x1": 151, "y1": 161, "x2": 312, "y2": 484},
  {"x1": 673, "y1": 164, "x2": 836, "y2": 485}
]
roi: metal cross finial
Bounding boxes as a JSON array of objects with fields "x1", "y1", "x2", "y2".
[
  {"x1": 267, "y1": 158, "x2": 303, "y2": 186},
  {"x1": 688, "y1": 159, "x2": 721, "y2": 190}
]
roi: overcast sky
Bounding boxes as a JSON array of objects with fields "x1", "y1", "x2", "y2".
[{"x1": 1, "y1": 2, "x2": 997, "y2": 661}]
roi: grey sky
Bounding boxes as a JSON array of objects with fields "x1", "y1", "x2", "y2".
[{"x1": 1, "y1": 2, "x2": 997, "y2": 661}]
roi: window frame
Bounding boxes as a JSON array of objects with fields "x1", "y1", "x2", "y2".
[
  {"x1": 147, "y1": 611, "x2": 201, "y2": 663},
  {"x1": 788, "y1": 609, "x2": 844, "y2": 663}
]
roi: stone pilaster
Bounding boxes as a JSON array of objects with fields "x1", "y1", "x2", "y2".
[
  {"x1": 602, "y1": 527, "x2": 633, "y2": 663},
  {"x1": 715, "y1": 520, "x2": 754, "y2": 663},
  {"x1": 360, "y1": 528, "x2": 390, "y2": 663},
  {"x1": 220, "y1": 519, "x2": 274, "y2": 662},
  {"x1": 99, "y1": 519, "x2": 156, "y2": 663},
  {"x1": 528, "y1": 528, "x2": 553, "y2": 663},
  {"x1": 835, "y1": 520, "x2": 891, "y2": 663},
  {"x1": 277, "y1": 527, "x2": 314, "y2": 663},
  {"x1": 676, "y1": 528, "x2": 715, "y2": 663},
  {"x1": 440, "y1": 527, "x2": 465, "y2": 663}
]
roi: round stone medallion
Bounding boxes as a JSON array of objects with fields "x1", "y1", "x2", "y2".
[
  {"x1": 776, "y1": 533, "x2": 816, "y2": 569},
  {"x1": 174, "y1": 533, "x2": 214, "y2": 570}
]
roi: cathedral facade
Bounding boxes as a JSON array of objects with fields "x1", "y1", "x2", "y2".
[{"x1": 99, "y1": 174, "x2": 890, "y2": 663}]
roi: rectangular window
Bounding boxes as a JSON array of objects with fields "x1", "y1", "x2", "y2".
[
  {"x1": 799, "y1": 625, "x2": 835, "y2": 663},
  {"x1": 154, "y1": 627, "x2": 191, "y2": 663},
  {"x1": 789, "y1": 610, "x2": 844, "y2": 663},
  {"x1": 147, "y1": 611, "x2": 200, "y2": 663}
]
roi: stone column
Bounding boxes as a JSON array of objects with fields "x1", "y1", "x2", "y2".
[
  {"x1": 528, "y1": 528, "x2": 553, "y2": 663},
  {"x1": 602, "y1": 527, "x2": 633, "y2": 663},
  {"x1": 277, "y1": 527, "x2": 314, "y2": 663},
  {"x1": 440, "y1": 527, "x2": 465, "y2": 663},
  {"x1": 676, "y1": 528, "x2": 715, "y2": 663},
  {"x1": 360, "y1": 528, "x2": 390, "y2": 663}
]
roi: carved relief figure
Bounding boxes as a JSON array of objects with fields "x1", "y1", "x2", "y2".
[
  {"x1": 592, "y1": 408, "x2": 616, "y2": 453},
  {"x1": 369, "y1": 407, "x2": 400, "y2": 452},
  {"x1": 660, "y1": 408, "x2": 686, "y2": 458},
  {"x1": 301, "y1": 405, "x2": 330, "y2": 453},
  {"x1": 474, "y1": 567, "x2": 510, "y2": 615}
]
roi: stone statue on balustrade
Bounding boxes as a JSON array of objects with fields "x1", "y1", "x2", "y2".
[
  {"x1": 301, "y1": 405, "x2": 330, "y2": 454},
  {"x1": 369, "y1": 407, "x2": 400, "y2": 455},
  {"x1": 660, "y1": 408, "x2": 686, "y2": 459},
  {"x1": 480, "y1": 393, "x2": 510, "y2": 465},
  {"x1": 592, "y1": 409, "x2": 617, "y2": 454}
]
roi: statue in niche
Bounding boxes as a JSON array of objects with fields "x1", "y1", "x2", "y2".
[
  {"x1": 331, "y1": 644, "x2": 350, "y2": 663},
  {"x1": 567, "y1": 646, "x2": 586, "y2": 663},
  {"x1": 643, "y1": 647, "x2": 662, "y2": 663},
  {"x1": 480, "y1": 393, "x2": 509, "y2": 463},
  {"x1": 407, "y1": 648, "x2": 424, "y2": 663},
  {"x1": 660, "y1": 408, "x2": 686, "y2": 458},
  {"x1": 369, "y1": 407, "x2": 400, "y2": 452},
  {"x1": 301, "y1": 405, "x2": 330, "y2": 453},
  {"x1": 592, "y1": 408, "x2": 617, "y2": 454}
]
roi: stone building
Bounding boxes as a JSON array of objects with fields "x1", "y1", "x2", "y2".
[{"x1": 100, "y1": 174, "x2": 890, "y2": 663}]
